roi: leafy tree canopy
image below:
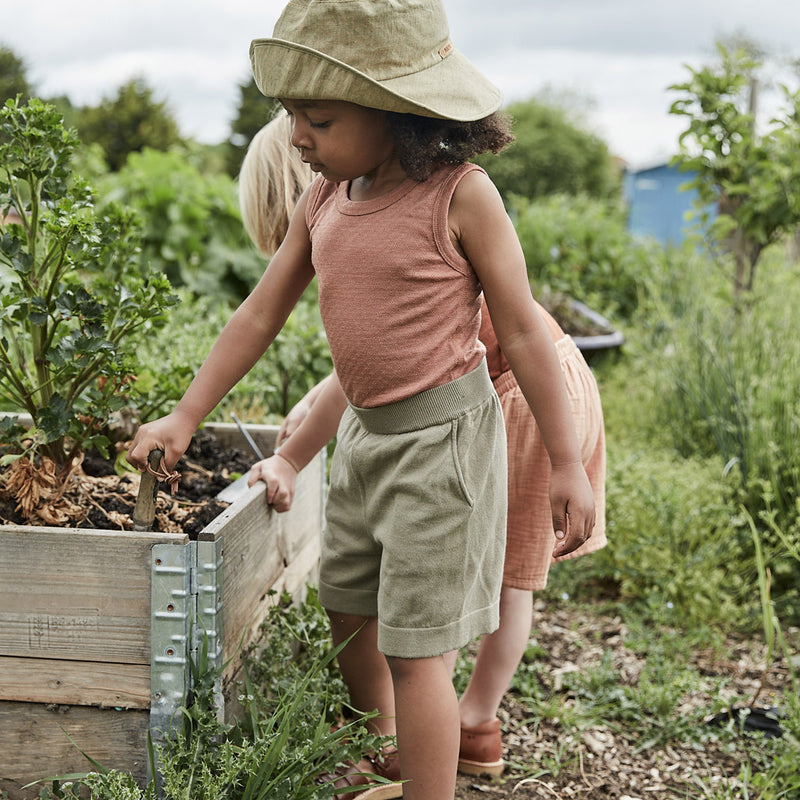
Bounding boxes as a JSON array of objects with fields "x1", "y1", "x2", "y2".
[
  {"x1": 670, "y1": 40, "x2": 800, "y2": 295},
  {"x1": 226, "y1": 75, "x2": 281, "y2": 177},
  {"x1": 75, "y1": 77, "x2": 182, "y2": 171},
  {"x1": 0, "y1": 45, "x2": 32, "y2": 106},
  {"x1": 475, "y1": 95, "x2": 620, "y2": 203}
]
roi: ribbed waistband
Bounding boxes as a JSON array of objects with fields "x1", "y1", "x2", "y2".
[
  {"x1": 493, "y1": 335, "x2": 578, "y2": 397},
  {"x1": 349, "y1": 360, "x2": 493, "y2": 434}
]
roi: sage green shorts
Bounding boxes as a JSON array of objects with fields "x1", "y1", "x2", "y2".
[{"x1": 319, "y1": 360, "x2": 507, "y2": 658}]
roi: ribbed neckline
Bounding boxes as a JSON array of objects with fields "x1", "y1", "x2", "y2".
[{"x1": 335, "y1": 176, "x2": 419, "y2": 216}]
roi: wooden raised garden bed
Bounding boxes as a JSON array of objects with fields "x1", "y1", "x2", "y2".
[{"x1": 0, "y1": 423, "x2": 324, "y2": 799}]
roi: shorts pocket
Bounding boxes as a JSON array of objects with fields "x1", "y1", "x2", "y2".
[{"x1": 450, "y1": 418, "x2": 475, "y2": 507}]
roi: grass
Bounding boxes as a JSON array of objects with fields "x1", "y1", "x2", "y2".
[{"x1": 16, "y1": 591, "x2": 390, "y2": 800}]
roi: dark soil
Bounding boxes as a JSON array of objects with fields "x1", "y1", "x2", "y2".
[
  {"x1": 0, "y1": 429, "x2": 254, "y2": 537},
  {"x1": 540, "y1": 293, "x2": 612, "y2": 338}
]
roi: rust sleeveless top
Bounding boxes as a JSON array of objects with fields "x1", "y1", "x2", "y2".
[{"x1": 306, "y1": 164, "x2": 486, "y2": 407}]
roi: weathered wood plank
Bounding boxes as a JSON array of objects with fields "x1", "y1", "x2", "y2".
[
  {"x1": 200, "y1": 424, "x2": 323, "y2": 667},
  {"x1": 0, "y1": 527, "x2": 187, "y2": 663},
  {"x1": 0, "y1": 421, "x2": 325, "y2": 795},
  {"x1": 219, "y1": 531, "x2": 322, "y2": 700},
  {"x1": 220, "y1": 533, "x2": 321, "y2": 723},
  {"x1": 0, "y1": 701, "x2": 149, "y2": 800},
  {"x1": 200, "y1": 459, "x2": 323, "y2": 665},
  {"x1": 0, "y1": 656, "x2": 150, "y2": 709}
]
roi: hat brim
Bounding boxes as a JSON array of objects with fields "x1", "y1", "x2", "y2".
[{"x1": 250, "y1": 38, "x2": 503, "y2": 121}]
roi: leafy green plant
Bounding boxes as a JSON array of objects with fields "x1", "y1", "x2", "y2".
[
  {"x1": 511, "y1": 192, "x2": 657, "y2": 321},
  {"x1": 670, "y1": 42, "x2": 800, "y2": 296},
  {"x1": 474, "y1": 95, "x2": 620, "y2": 202},
  {"x1": 97, "y1": 146, "x2": 265, "y2": 304},
  {"x1": 647, "y1": 254, "x2": 800, "y2": 620},
  {"x1": 550, "y1": 443, "x2": 747, "y2": 630},
  {"x1": 133, "y1": 288, "x2": 333, "y2": 425},
  {"x1": 0, "y1": 97, "x2": 178, "y2": 477}
]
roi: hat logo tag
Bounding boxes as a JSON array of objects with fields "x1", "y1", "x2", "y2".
[{"x1": 438, "y1": 41, "x2": 454, "y2": 59}]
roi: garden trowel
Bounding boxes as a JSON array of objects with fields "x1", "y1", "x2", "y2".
[
  {"x1": 132, "y1": 449, "x2": 164, "y2": 531},
  {"x1": 215, "y1": 414, "x2": 266, "y2": 503}
]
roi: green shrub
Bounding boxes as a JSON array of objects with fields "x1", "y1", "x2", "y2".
[
  {"x1": 645, "y1": 251, "x2": 800, "y2": 619},
  {"x1": 548, "y1": 443, "x2": 749, "y2": 631},
  {"x1": 97, "y1": 147, "x2": 265, "y2": 304},
  {"x1": 132, "y1": 288, "x2": 332, "y2": 425},
  {"x1": 0, "y1": 97, "x2": 178, "y2": 470},
  {"x1": 474, "y1": 96, "x2": 620, "y2": 201},
  {"x1": 511, "y1": 193, "x2": 660, "y2": 321}
]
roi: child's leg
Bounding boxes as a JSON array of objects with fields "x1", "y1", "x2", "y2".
[
  {"x1": 327, "y1": 610, "x2": 396, "y2": 738},
  {"x1": 386, "y1": 653, "x2": 460, "y2": 800},
  {"x1": 458, "y1": 585, "x2": 532, "y2": 726}
]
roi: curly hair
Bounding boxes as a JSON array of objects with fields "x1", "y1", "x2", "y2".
[{"x1": 386, "y1": 111, "x2": 514, "y2": 181}]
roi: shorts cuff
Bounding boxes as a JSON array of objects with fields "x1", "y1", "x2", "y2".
[
  {"x1": 318, "y1": 579, "x2": 379, "y2": 618},
  {"x1": 377, "y1": 601, "x2": 500, "y2": 659}
]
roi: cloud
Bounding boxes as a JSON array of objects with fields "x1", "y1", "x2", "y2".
[{"x1": 3, "y1": 0, "x2": 799, "y2": 162}]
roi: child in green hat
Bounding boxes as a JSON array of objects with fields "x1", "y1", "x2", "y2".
[{"x1": 128, "y1": 2, "x2": 596, "y2": 798}]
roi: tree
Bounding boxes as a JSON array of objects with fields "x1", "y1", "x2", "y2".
[
  {"x1": 226, "y1": 76, "x2": 281, "y2": 177},
  {"x1": 474, "y1": 96, "x2": 620, "y2": 202},
  {"x1": 75, "y1": 78, "x2": 182, "y2": 171},
  {"x1": 669, "y1": 42, "x2": 800, "y2": 296},
  {"x1": 0, "y1": 45, "x2": 32, "y2": 106}
]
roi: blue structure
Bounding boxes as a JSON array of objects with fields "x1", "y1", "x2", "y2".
[{"x1": 623, "y1": 160, "x2": 716, "y2": 246}]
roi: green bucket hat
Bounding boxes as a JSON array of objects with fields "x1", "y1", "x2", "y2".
[{"x1": 250, "y1": 0, "x2": 503, "y2": 121}]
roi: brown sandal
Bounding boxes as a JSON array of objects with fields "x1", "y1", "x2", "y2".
[
  {"x1": 457, "y1": 718, "x2": 505, "y2": 777},
  {"x1": 316, "y1": 752, "x2": 403, "y2": 799}
]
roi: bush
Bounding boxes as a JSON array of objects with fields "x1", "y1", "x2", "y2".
[
  {"x1": 97, "y1": 147, "x2": 265, "y2": 304},
  {"x1": 547, "y1": 442, "x2": 748, "y2": 631},
  {"x1": 511, "y1": 193, "x2": 660, "y2": 321},
  {"x1": 474, "y1": 96, "x2": 620, "y2": 201},
  {"x1": 645, "y1": 250, "x2": 800, "y2": 619},
  {"x1": 133, "y1": 288, "x2": 333, "y2": 424},
  {"x1": 0, "y1": 97, "x2": 178, "y2": 473}
]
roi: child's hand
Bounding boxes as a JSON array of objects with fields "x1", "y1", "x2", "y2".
[
  {"x1": 275, "y1": 399, "x2": 312, "y2": 447},
  {"x1": 247, "y1": 454, "x2": 299, "y2": 512},
  {"x1": 549, "y1": 461, "x2": 596, "y2": 558},
  {"x1": 126, "y1": 411, "x2": 196, "y2": 475}
]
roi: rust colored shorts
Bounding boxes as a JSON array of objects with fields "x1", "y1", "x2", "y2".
[{"x1": 497, "y1": 335, "x2": 606, "y2": 591}]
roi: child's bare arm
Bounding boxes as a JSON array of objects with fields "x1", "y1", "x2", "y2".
[
  {"x1": 248, "y1": 372, "x2": 347, "y2": 511},
  {"x1": 127, "y1": 192, "x2": 316, "y2": 473},
  {"x1": 451, "y1": 170, "x2": 595, "y2": 556},
  {"x1": 276, "y1": 372, "x2": 335, "y2": 446}
]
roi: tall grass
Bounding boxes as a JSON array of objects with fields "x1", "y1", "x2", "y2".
[{"x1": 637, "y1": 245, "x2": 800, "y2": 622}]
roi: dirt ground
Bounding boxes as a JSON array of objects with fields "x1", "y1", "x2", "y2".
[{"x1": 454, "y1": 602, "x2": 792, "y2": 800}]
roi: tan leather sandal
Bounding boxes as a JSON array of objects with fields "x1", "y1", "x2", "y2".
[
  {"x1": 457, "y1": 718, "x2": 505, "y2": 777},
  {"x1": 316, "y1": 751, "x2": 403, "y2": 798}
]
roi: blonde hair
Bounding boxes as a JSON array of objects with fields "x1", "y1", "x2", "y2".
[{"x1": 238, "y1": 112, "x2": 313, "y2": 258}]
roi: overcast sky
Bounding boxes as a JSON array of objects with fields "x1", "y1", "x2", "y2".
[{"x1": 3, "y1": 0, "x2": 799, "y2": 166}]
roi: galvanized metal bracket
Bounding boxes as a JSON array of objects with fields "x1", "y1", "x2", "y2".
[
  {"x1": 149, "y1": 543, "x2": 192, "y2": 742},
  {"x1": 193, "y1": 537, "x2": 225, "y2": 720}
]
